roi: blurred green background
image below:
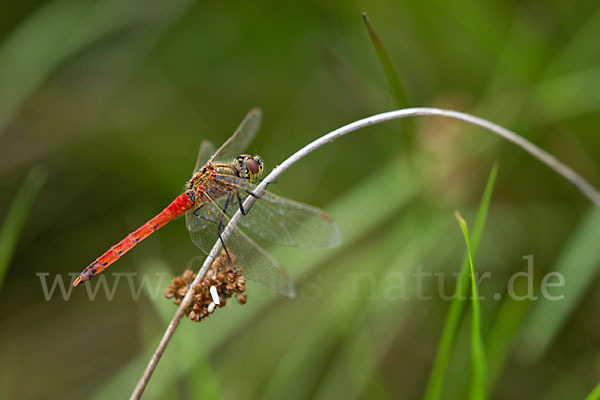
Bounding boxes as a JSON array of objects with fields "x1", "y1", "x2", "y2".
[{"x1": 1, "y1": 0, "x2": 600, "y2": 399}]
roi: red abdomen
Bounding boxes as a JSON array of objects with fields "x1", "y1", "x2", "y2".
[{"x1": 73, "y1": 192, "x2": 195, "y2": 286}]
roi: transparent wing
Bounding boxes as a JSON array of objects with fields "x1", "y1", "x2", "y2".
[
  {"x1": 213, "y1": 175, "x2": 342, "y2": 249},
  {"x1": 185, "y1": 195, "x2": 296, "y2": 298},
  {"x1": 193, "y1": 140, "x2": 217, "y2": 174},
  {"x1": 209, "y1": 108, "x2": 262, "y2": 163}
]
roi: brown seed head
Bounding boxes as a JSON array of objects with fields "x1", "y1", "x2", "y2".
[{"x1": 164, "y1": 251, "x2": 247, "y2": 322}]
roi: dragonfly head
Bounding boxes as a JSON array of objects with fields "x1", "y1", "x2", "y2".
[{"x1": 237, "y1": 154, "x2": 265, "y2": 183}]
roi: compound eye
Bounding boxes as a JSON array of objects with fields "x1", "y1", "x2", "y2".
[{"x1": 245, "y1": 158, "x2": 259, "y2": 175}]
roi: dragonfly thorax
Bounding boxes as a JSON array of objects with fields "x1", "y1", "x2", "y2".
[{"x1": 185, "y1": 154, "x2": 264, "y2": 201}]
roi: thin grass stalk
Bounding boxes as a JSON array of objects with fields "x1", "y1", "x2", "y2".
[
  {"x1": 0, "y1": 166, "x2": 46, "y2": 289},
  {"x1": 585, "y1": 383, "x2": 600, "y2": 400},
  {"x1": 455, "y1": 212, "x2": 486, "y2": 400},
  {"x1": 424, "y1": 165, "x2": 497, "y2": 400},
  {"x1": 130, "y1": 107, "x2": 599, "y2": 400}
]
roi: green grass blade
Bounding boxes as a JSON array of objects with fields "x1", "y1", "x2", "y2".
[
  {"x1": 455, "y1": 211, "x2": 486, "y2": 400},
  {"x1": 0, "y1": 166, "x2": 46, "y2": 289},
  {"x1": 362, "y1": 11, "x2": 415, "y2": 151},
  {"x1": 585, "y1": 383, "x2": 600, "y2": 400},
  {"x1": 362, "y1": 12, "x2": 410, "y2": 108},
  {"x1": 424, "y1": 164, "x2": 497, "y2": 400},
  {"x1": 517, "y1": 206, "x2": 600, "y2": 362}
]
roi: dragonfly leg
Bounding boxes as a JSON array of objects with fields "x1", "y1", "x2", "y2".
[
  {"x1": 234, "y1": 187, "x2": 263, "y2": 218},
  {"x1": 236, "y1": 191, "x2": 249, "y2": 215},
  {"x1": 216, "y1": 231, "x2": 233, "y2": 262},
  {"x1": 216, "y1": 195, "x2": 232, "y2": 231},
  {"x1": 210, "y1": 174, "x2": 261, "y2": 214},
  {"x1": 192, "y1": 204, "x2": 205, "y2": 217},
  {"x1": 194, "y1": 208, "x2": 233, "y2": 263},
  {"x1": 243, "y1": 187, "x2": 261, "y2": 198},
  {"x1": 236, "y1": 189, "x2": 264, "y2": 215}
]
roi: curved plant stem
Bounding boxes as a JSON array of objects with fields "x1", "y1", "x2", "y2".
[{"x1": 130, "y1": 107, "x2": 599, "y2": 400}]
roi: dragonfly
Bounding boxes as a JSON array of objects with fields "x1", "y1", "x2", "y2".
[{"x1": 73, "y1": 108, "x2": 341, "y2": 297}]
